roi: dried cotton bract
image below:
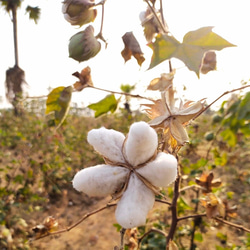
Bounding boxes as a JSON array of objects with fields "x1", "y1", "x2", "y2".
[
  {"x1": 144, "y1": 86, "x2": 205, "y2": 152},
  {"x1": 73, "y1": 121, "x2": 177, "y2": 229}
]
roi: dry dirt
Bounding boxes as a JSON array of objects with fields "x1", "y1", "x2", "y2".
[{"x1": 29, "y1": 189, "x2": 121, "y2": 250}]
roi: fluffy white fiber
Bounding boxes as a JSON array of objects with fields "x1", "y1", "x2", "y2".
[
  {"x1": 115, "y1": 173, "x2": 155, "y2": 229},
  {"x1": 87, "y1": 127, "x2": 125, "y2": 163},
  {"x1": 137, "y1": 152, "x2": 177, "y2": 187},
  {"x1": 123, "y1": 122, "x2": 158, "y2": 166},
  {"x1": 72, "y1": 165, "x2": 128, "y2": 197},
  {"x1": 72, "y1": 121, "x2": 178, "y2": 229}
]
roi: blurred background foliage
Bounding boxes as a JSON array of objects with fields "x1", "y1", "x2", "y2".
[{"x1": 0, "y1": 89, "x2": 249, "y2": 249}]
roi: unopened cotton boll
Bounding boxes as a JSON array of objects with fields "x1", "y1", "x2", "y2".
[
  {"x1": 72, "y1": 165, "x2": 128, "y2": 196},
  {"x1": 137, "y1": 152, "x2": 178, "y2": 187},
  {"x1": 87, "y1": 127, "x2": 125, "y2": 163},
  {"x1": 123, "y1": 122, "x2": 158, "y2": 166},
  {"x1": 115, "y1": 173, "x2": 155, "y2": 229}
]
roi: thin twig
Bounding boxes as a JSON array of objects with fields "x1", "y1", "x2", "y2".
[
  {"x1": 178, "y1": 213, "x2": 206, "y2": 222},
  {"x1": 88, "y1": 85, "x2": 154, "y2": 101},
  {"x1": 95, "y1": 0, "x2": 108, "y2": 47},
  {"x1": 144, "y1": 0, "x2": 168, "y2": 33},
  {"x1": 214, "y1": 217, "x2": 250, "y2": 233},
  {"x1": 137, "y1": 228, "x2": 167, "y2": 247},
  {"x1": 177, "y1": 214, "x2": 250, "y2": 233},
  {"x1": 193, "y1": 84, "x2": 250, "y2": 120},
  {"x1": 159, "y1": 0, "x2": 165, "y2": 27},
  {"x1": 21, "y1": 85, "x2": 154, "y2": 103},
  {"x1": 155, "y1": 198, "x2": 171, "y2": 206},
  {"x1": 32, "y1": 203, "x2": 116, "y2": 240},
  {"x1": 179, "y1": 184, "x2": 205, "y2": 193}
]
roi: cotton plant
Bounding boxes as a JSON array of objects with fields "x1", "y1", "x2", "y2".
[{"x1": 73, "y1": 121, "x2": 178, "y2": 229}]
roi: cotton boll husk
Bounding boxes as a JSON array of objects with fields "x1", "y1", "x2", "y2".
[
  {"x1": 137, "y1": 152, "x2": 178, "y2": 187},
  {"x1": 73, "y1": 164, "x2": 129, "y2": 196},
  {"x1": 123, "y1": 122, "x2": 158, "y2": 166},
  {"x1": 115, "y1": 173, "x2": 155, "y2": 229},
  {"x1": 87, "y1": 127, "x2": 125, "y2": 163}
]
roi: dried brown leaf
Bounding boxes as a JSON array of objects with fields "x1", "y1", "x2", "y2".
[
  {"x1": 121, "y1": 32, "x2": 145, "y2": 66},
  {"x1": 73, "y1": 66, "x2": 93, "y2": 91},
  {"x1": 195, "y1": 172, "x2": 222, "y2": 193},
  {"x1": 200, "y1": 193, "x2": 225, "y2": 219},
  {"x1": 201, "y1": 51, "x2": 217, "y2": 74}
]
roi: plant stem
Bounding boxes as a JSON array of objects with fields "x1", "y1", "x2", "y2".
[
  {"x1": 166, "y1": 166, "x2": 180, "y2": 249},
  {"x1": 138, "y1": 228, "x2": 167, "y2": 248},
  {"x1": 119, "y1": 228, "x2": 126, "y2": 250},
  {"x1": 214, "y1": 217, "x2": 250, "y2": 233},
  {"x1": 193, "y1": 84, "x2": 250, "y2": 120},
  {"x1": 33, "y1": 203, "x2": 116, "y2": 240},
  {"x1": 88, "y1": 85, "x2": 155, "y2": 101},
  {"x1": 144, "y1": 0, "x2": 168, "y2": 33},
  {"x1": 189, "y1": 189, "x2": 201, "y2": 250},
  {"x1": 96, "y1": 0, "x2": 108, "y2": 47}
]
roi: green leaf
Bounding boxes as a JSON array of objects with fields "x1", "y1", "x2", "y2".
[
  {"x1": 238, "y1": 92, "x2": 250, "y2": 119},
  {"x1": 120, "y1": 84, "x2": 136, "y2": 93},
  {"x1": 194, "y1": 232, "x2": 203, "y2": 242},
  {"x1": 46, "y1": 86, "x2": 73, "y2": 128},
  {"x1": 113, "y1": 223, "x2": 122, "y2": 232},
  {"x1": 88, "y1": 94, "x2": 118, "y2": 117},
  {"x1": 26, "y1": 6, "x2": 41, "y2": 24},
  {"x1": 149, "y1": 26, "x2": 236, "y2": 77},
  {"x1": 220, "y1": 128, "x2": 237, "y2": 147},
  {"x1": 177, "y1": 197, "x2": 192, "y2": 215}
]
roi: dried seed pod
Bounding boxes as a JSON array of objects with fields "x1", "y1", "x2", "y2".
[{"x1": 62, "y1": 0, "x2": 97, "y2": 27}]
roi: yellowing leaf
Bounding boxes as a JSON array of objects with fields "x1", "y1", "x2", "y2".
[
  {"x1": 148, "y1": 34, "x2": 179, "y2": 68},
  {"x1": 46, "y1": 86, "x2": 73, "y2": 128},
  {"x1": 149, "y1": 26, "x2": 235, "y2": 77},
  {"x1": 88, "y1": 94, "x2": 118, "y2": 117}
]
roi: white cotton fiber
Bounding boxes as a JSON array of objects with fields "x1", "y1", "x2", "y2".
[
  {"x1": 115, "y1": 173, "x2": 155, "y2": 229},
  {"x1": 123, "y1": 122, "x2": 158, "y2": 166},
  {"x1": 87, "y1": 127, "x2": 125, "y2": 163},
  {"x1": 72, "y1": 165, "x2": 129, "y2": 197},
  {"x1": 137, "y1": 152, "x2": 177, "y2": 187}
]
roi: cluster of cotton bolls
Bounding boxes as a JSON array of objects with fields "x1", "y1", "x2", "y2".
[{"x1": 73, "y1": 121, "x2": 178, "y2": 229}]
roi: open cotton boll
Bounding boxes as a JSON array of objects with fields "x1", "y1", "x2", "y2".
[
  {"x1": 137, "y1": 152, "x2": 178, "y2": 187},
  {"x1": 115, "y1": 173, "x2": 155, "y2": 229},
  {"x1": 73, "y1": 165, "x2": 129, "y2": 197},
  {"x1": 87, "y1": 127, "x2": 125, "y2": 163},
  {"x1": 123, "y1": 122, "x2": 158, "y2": 166}
]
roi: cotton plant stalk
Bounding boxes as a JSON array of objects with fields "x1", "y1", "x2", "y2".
[{"x1": 73, "y1": 121, "x2": 178, "y2": 229}]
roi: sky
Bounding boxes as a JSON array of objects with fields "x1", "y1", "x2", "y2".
[{"x1": 1, "y1": 0, "x2": 250, "y2": 110}]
